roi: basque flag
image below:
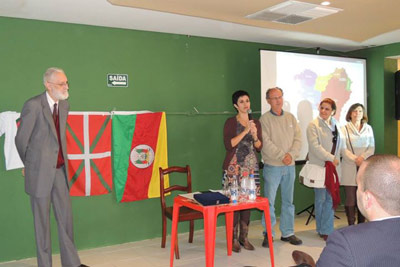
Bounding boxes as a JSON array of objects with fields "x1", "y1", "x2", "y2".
[{"x1": 66, "y1": 112, "x2": 112, "y2": 196}]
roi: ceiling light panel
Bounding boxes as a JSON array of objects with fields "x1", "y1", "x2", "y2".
[{"x1": 246, "y1": 0, "x2": 342, "y2": 25}]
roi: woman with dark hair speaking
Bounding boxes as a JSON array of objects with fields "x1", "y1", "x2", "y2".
[
  {"x1": 306, "y1": 98, "x2": 342, "y2": 241},
  {"x1": 341, "y1": 103, "x2": 375, "y2": 225},
  {"x1": 222, "y1": 90, "x2": 262, "y2": 253}
]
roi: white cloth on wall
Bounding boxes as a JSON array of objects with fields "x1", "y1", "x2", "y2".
[{"x1": 0, "y1": 111, "x2": 24, "y2": 170}]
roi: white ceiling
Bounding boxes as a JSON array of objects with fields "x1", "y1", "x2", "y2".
[{"x1": 1, "y1": 0, "x2": 399, "y2": 52}]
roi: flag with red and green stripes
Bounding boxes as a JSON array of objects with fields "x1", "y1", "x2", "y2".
[
  {"x1": 112, "y1": 111, "x2": 169, "y2": 202},
  {"x1": 66, "y1": 112, "x2": 112, "y2": 196}
]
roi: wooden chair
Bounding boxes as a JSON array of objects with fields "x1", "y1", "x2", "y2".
[{"x1": 159, "y1": 165, "x2": 203, "y2": 259}]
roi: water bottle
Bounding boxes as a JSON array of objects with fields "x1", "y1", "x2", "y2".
[
  {"x1": 240, "y1": 175, "x2": 248, "y2": 202},
  {"x1": 230, "y1": 177, "x2": 239, "y2": 204},
  {"x1": 248, "y1": 173, "x2": 257, "y2": 201}
]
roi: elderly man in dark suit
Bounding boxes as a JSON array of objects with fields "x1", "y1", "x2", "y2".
[
  {"x1": 292, "y1": 154, "x2": 400, "y2": 267},
  {"x1": 15, "y1": 67, "x2": 87, "y2": 267}
]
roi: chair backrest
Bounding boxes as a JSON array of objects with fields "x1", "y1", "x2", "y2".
[{"x1": 159, "y1": 165, "x2": 192, "y2": 210}]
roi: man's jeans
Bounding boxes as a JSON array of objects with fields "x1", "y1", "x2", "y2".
[
  {"x1": 262, "y1": 164, "x2": 295, "y2": 238},
  {"x1": 314, "y1": 188, "x2": 334, "y2": 235}
]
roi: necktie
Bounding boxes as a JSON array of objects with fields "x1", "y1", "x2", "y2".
[
  {"x1": 53, "y1": 103, "x2": 64, "y2": 168},
  {"x1": 53, "y1": 103, "x2": 57, "y2": 122}
]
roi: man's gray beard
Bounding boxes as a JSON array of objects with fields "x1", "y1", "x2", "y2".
[{"x1": 53, "y1": 89, "x2": 69, "y2": 101}]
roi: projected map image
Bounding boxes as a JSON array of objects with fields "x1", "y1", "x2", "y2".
[
  {"x1": 295, "y1": 67, "x2": 352, "y2": 121},
  {"x1": 261, "y1": 51, "x2": 366, "y2": 160}
]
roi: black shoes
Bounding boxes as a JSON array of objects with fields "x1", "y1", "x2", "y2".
[
  {"x1": 79, "y1": 264, "x2": 90, "y2": 267},
  {"x1": 281, "y1": 235, "x2": 303, "y2": 245},
  {"x1": 263, "y1": 234, "x2": 302, "y2": 247},
  {"x1": 262, "y1": 234, "x2": 273, "y2": 248}
]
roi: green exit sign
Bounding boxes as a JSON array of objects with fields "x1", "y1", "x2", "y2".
[{"x1": 107, "y1": 74, "x2": 128, "y2": 87}]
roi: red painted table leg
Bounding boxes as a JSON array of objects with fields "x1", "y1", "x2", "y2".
[
  {"x1": 170, "y1": 200, "x2": 181, "y2": 267},
  {"x1": 203, "y1": 207, "x2": 217, "y2": 267},
  {"x1": 262, "y1": 200, "x2": 275, "y2": 267},
  {"x1": 224, "y1": 211, "x2": 234, "y2": 256}
]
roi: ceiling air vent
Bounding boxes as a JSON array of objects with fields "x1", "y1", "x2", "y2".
[
  {"x1": 276, "y1": 14, "x2": 311, "y2": 24},
  {"x1": 246, "y1": 0, "x2": 342, "y2": 25}
]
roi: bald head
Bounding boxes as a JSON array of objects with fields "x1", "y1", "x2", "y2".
[
  {"x1": 266, "y1": 87, "x2": 283, "y2": 99},
  {"x1": 358, "y1": 154, "x2": 400, "y2": 216}
]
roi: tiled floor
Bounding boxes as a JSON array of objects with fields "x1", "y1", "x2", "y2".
[{"x1": 1, "y1": 210, "x2": 347, "y2": 267}]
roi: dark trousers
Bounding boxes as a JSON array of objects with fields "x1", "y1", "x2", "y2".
[
  {"x1": 30, "y1": 167, "x2": 81, "y2": 267},
  {"x1": 344, "y1": 186, "x2": 357, "y2": 206}
]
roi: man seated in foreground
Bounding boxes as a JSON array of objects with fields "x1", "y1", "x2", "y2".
[{"x1": 292, "y1": 154, "x2": 400, "y2": 267}]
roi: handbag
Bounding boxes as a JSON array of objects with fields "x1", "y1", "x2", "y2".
[
  {"x1": 300, "y1": 125, "x2": 338, "y2": 188},
  {"x1": 299, "y1": 162, "x2": 326, "y2": 188}
]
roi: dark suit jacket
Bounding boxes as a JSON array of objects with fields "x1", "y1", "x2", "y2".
[
  {"x1": 15, "y1": 92, "x2": 69, "y2": 197},
  {"x1": 317, "y1": 217, "x2": 400, "y2": 267}
]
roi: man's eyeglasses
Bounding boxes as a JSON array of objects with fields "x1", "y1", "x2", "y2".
[
  {"x1": 268, "y1": 96, "x2": 283, "y2": 101},
  {"x1": 48, "y1": 81, "x2": 69, "y2": 87}
]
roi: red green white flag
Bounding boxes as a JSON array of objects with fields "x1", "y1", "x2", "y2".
[
  {"x1": 112, "y1": 111, "x2": 169, "y2": 202},
  {"x1": 66, "y1": 112, "x2": 112, "y2": 196}
]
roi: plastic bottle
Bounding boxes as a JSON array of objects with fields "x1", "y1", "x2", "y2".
[
  {"x1": 240, "y1": 175, "x2": 248, "y2": 202},
  {"x1": 248, "y1": 172, "x2": 257, "y2": 201},
  {"x1": 230, "y1": 177, "x2": 239, "y2": 204}
]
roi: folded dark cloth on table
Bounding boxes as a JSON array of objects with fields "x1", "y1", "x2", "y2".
[{"x1": 194, "y1": 192, "x2": 230, "y2": 206}]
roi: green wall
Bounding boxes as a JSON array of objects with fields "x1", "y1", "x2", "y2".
[
  {"x1": 0, "y1": 17, "x2": 297, "y2": 262},
  {"x1": 349, "y1": 43, "x2": 400, "y2": 155},
  {"x1": 1, "y1": 15, "x2": 399, "y2": 263}
]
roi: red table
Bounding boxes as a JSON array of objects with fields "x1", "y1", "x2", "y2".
[{"x1": 169, "y1": 196, "x2": 275, "y2": 267}]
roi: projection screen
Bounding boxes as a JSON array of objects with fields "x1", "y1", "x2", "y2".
[{"x1": 260, "y1": 50, "x2": 367, "y2": 161}]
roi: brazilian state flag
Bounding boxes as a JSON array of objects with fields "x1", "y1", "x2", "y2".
[{"x1": 112, "y1": 111, "x2": 169, "y2": 202}]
